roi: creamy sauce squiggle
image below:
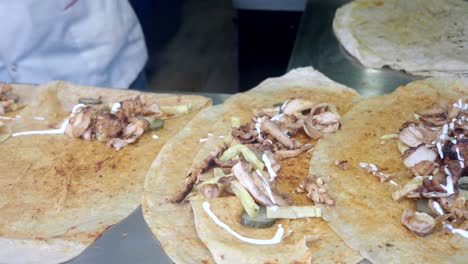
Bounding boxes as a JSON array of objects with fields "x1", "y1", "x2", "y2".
[
  {"x1": 432, "y1": 201, "x2": 444, "y2": 215},
  {"x1": 442, "y1": 222, "x2": 468, "y2": 239},
  {"x1": 255, "y1": 169, "x2": 277, "y2": 205},
  {"x1": 262, "y1": 153, "x2": 277, "y2": 181},
  {"x1": 12, "y1": 104, "x2": 86, "y2": 137},
  {"x1": 202, "y1": 202, "x2": 284, "y2": 245}
]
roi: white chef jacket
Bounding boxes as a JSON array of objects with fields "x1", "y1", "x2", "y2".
[{"x1": 0, "y1": 0, "x2": 148, "y2": 89}]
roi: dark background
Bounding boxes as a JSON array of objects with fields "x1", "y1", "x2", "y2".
[{"x1": 129, "y1": 0, "x2": 304, "y2": 93}]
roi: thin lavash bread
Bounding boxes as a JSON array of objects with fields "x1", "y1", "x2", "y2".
[
  {"x1": 0, "y1": 81, "x2": 211, "y2": 264},
  {"x1": 333, "y1": 0, "x2": 468, "y2": 77},
  {"x1": 309, "y1": 78, "x2": 467, "y2": 263},
  {"x1": 142, "y1": 67, "x2": 365, "y2": 263}
]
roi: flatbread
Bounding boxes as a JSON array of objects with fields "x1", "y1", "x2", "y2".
[
  {"x1": 309, "y1": 78, "x2": 467, "y2": 263},
  {"x1": 334, "y1": 0, "x2": 468, "y2": 77},
  {"x1": 0, "y1": 81, "x2": 211, "y2": 264},
  {"x1": 0, "y1": 84, "x2": 46, "y2": 143},
  {"x1": 143, "y1": 68, "x2": 364, "y2": 263},
  {"x1": 143, "y1": 105, "x2": 227, "y2": 264}
]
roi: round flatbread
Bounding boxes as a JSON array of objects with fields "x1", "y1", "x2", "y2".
[
  {"x1": 143, "y1": 68, "x2": 364, "y2": 263},
  {"x1": 334, "y1": 0, "x2": 468, "y2": 77},
  {"x1": 309, "y1": 78, "x2": 467, "y2": 263},
  {"x1": 0, "y1": 81, "x2": 211, "y2": 264}
]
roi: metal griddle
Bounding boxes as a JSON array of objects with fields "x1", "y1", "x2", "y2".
[{"x1": 69, "y1": 1, "x2": 421, "y2": 263}]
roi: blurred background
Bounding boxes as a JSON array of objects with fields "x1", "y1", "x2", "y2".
[{"x1": 129, "y1": 0, "x2": 306, "y2": 93}]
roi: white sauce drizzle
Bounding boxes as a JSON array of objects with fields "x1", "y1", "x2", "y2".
[
  {"x1": 255, "y1": 117, "x2": 262, "y2": 136},
  {"x1": 152, "y1": 134, "x2": 159, "y2": 139},
  {"x1": 33, "y1": 116, "x2": 45, "y2": 121},
  {"x1": 359, "y1": 162, "x2": 368, "y2": 169},
  {"x1": 441, "y1": 168, "x2": 455, "y2": 195},
  {"x1": 12, "y1": 104, "x2": 87, "y2": 137},
  {"x1": 389, "y1": 180, "x2": 398, "y2": 186},
  {"x1": 207, "y1": 133, "x2": 214, "y2": 137},
  {"x1": 13, "y1": 118, "x2": 69, "y2": 137},
  {"x1": 442, "y1": 222, "x2": 468, "y2": 239},
  {"x1": 432, "y1": 201, "x2": 444, "y2": 215},
  {"x1": 262, "y1": 153, "x2": 277, "y2": 181},
  {"x1": 218, "y1": 135, "x2": 225, "y2": 139},
  {"x1": 72, "y1": 104, "x2": 87, "y2": 114},
  {"x1": 199, "y1": 138, "x2": 208, "y2": 143},
  {"x1": 455, "y1": 147, "x2": 464, "y2": 168},
  {"x1": 202, "y1": 202, "x2": 284, "y2": 245},
  {"x1": 270, "y1": 113, "x2": 284, "y2": 121},
  {"x1": 449, "y1": 121, "x2": 455, "y2": 131},
  {"x1": 359, "y1": 162, "x2": 378, "y2": 172},
  {"x1": 453, "y1": 99, "x2": 463, "y2": 109},
  {"x1": 255, "y1": 169, "x2": 277, "y2": 204},
  {"x1": 440, "y1": 124, "x2": 448, "y2": 140},
  {"x1": 436, "y1": 142, "x2": 444, "y2": 159},
  {"x1": 111, "y1": 102, "x2": 121, "y2": 113},
  {"x1": 0, "y1": 116, "x2": 15, "y2": 120},
  {"x1": 280, "y1": 100, "x2": 289, "y2": 111},
  {"x1": 15, "y1": 115, "x2": 21, "y2": 119}
]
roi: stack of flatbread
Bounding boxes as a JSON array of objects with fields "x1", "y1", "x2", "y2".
[{"x1": 334, "y1": 0, "x2": 468, "y2": 77}]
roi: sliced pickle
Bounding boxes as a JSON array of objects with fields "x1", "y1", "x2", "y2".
[
  {"x1": 241, "y1": 206, "x2": 276, "y2": 229},
  {"x1": 79, "y1": 97, "x2": 102, "y2": 105},
  {"x1": 416, "y1": 199, "x2": 431, "y2": 214},
  {"x1": 457, "y1": 177, "x2": 468, "y2": 199},
  {"x1": 142, "y1": 116, "x2": 164, "y2": 131},
  {"x1": 5, "y1": 92, "x2": 19, "y2": 103}
]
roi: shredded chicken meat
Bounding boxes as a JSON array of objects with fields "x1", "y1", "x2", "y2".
[
  {"x1": 297, "y1": 176, "x2": 335, "y2": 206},
  {"x1": 64, "y1": 96, "x2": 165, "y2": 151},
  {"x1": 401, "y1": 209, "x2": 436, "y2": 236},
  {"x1": 0, "y1": 83, "x2": 18, "y2": 115},
  {"x1": 172, "y1": 98, "x2": 343, "y2": 210},
  {"x1": 393, "y1": 98, "x2": 468, "y2": 236}
]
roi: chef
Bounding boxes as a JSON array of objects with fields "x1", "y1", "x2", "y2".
[{"x1": 0, "y1": 0, "x2": 148, "y2": 89}]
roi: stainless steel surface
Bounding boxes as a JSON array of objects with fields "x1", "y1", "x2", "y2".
[
  {"x1": 288, "y1": 0, "x2": 421, "y2": 96},
  {"x1": 67, "y1": 207, "x2": 172, "y2": 264},
  {"x1": 66, "y1": 92, "x2": 230, "y2": 264}
]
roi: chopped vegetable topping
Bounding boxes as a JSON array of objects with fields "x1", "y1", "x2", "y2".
[
  {"x1": 266, "y1": 206, "x2": 321, "y2": 219},
  {"x1": 220, "y1": 144, "x2": 264, "y2": 170},
  {"x1": 160, "y1": 104, "x2": 191, "y2": 115},
  {"x1": 78, "y1": 97, "x2": 102, "y2": 105},
  {"x1": 231, "y1": 180, "x2": 260, "y2": 217}
]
